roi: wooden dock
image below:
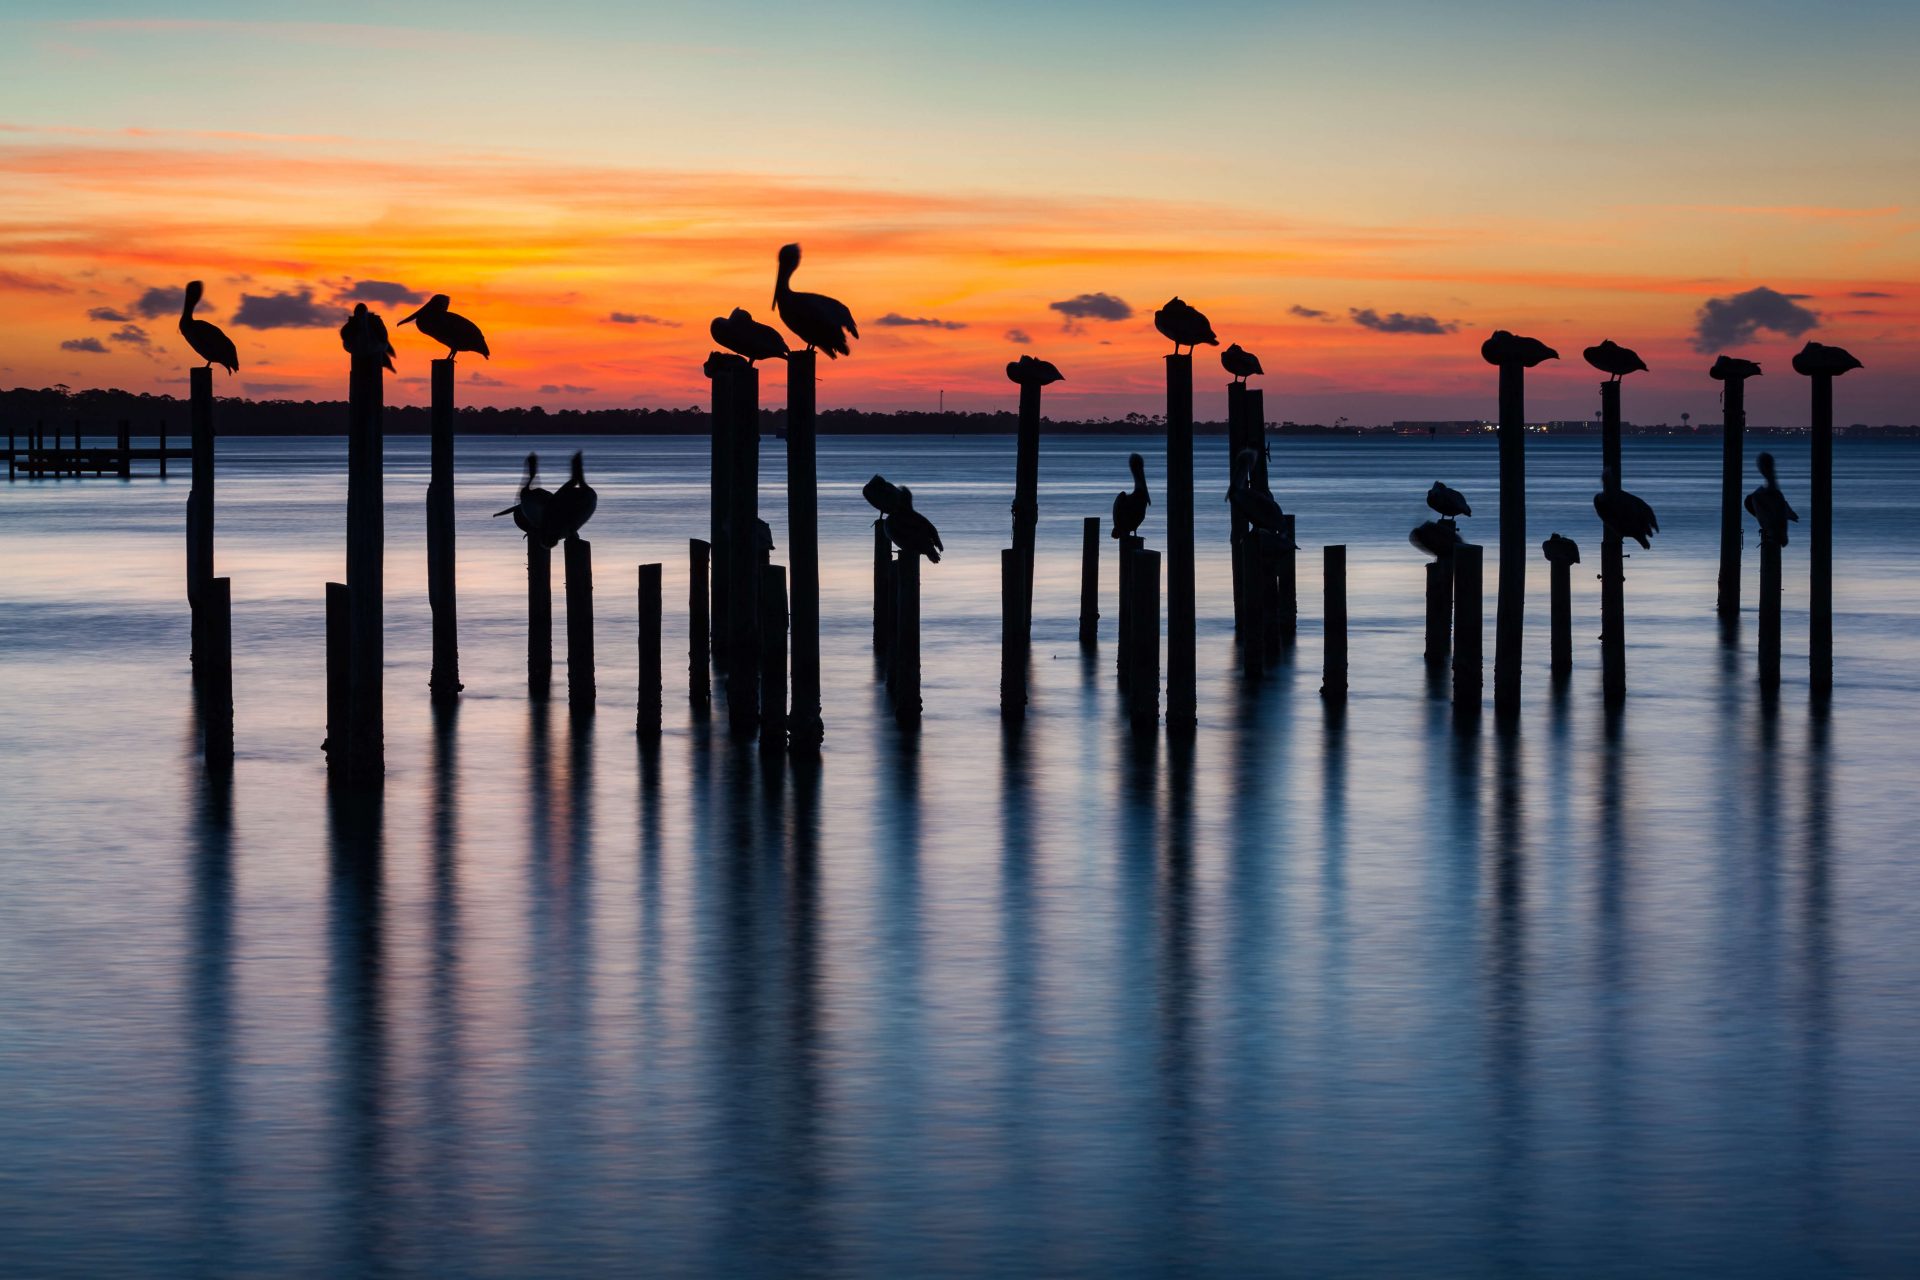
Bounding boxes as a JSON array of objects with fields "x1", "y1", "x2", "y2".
[{"x1": 6, "y1": 421, "x2": 192, "y2": 480}]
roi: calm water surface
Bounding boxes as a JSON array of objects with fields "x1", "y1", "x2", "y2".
[{"x1": 2, "y1": 433, "x2": 1918, "y2": 1277}]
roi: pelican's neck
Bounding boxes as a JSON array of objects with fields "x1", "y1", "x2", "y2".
[
  {"x1": 774, "y1": 258, "x2": 795, "y2": 305},
  {"x1": 1130, "y1": 458, "x2": 1146, "y2": 493}
]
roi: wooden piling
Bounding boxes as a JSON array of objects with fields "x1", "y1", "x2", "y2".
[
  {"x1": 1716, "y1": 373, "x2": 1745, "y2": 619},
  {"x1": 726, "y1": 366, "x2": 759, "y2": 735},
  {"x1": 1001, "y1": 548, "x2": 1026, "y2": 719},
  {"x1": 1808, "y1": 373, "x2": 1834, "y2": 695},
  {"x1": 873, "y1": 520, "x2": 894, "y2": 657},
  {"x1": 158, "y1": 421, "x2": 167, "y2": 478},
  {"x1": 528, "y1": 539, "x2": 552, "y2": 697},
  {"x1": 117, "y1": 420, "x2": 131, "y2": 480},
  {"x1": 427, "y1": 358, "x2": 460, "y2": 701},
  {"x1": 689, "y1": 539, "x2": 710, "y2": 711},
  {"x1": 1549, "y1": 555, "x2": 1573, "y2": 683},
  {"x1": 1425, "y1": 558, "x2": 1453, "y2": 667},
  {"x1": 1275, "y1": 514, "x2": 1297, "y2": 653},
  {"x1": 893, "y1": 550, "x2": 922, "y2": 728},
  {"x1": 565, "y1": 535, "x2": 595, "y2": 714},
  {"x1": 1129, "y1": 547, "x2": 1161, "y2": 730},
  {"x1": 638, "y1": 561, "x2": 663, "y2": 734},
  {"x1": 1164, "y1": 353, "x2": 1196, "y2": 729},
  {"x1": 1322, "y1": 544, "x2": 1348, "y2": 701},
  {"x1": 345, "y1": 350, "x2": 383, "y2": 782},
  {"x1": 1759, "y1": 537, "x2": 1782, "y2": 689},
  {"x1": 1078, "y1": 516, "x2": 1100, "y2": 648},
  {"x1": 186, "y1": 366, "x2": 214, "y2": 613},
  {"x1": 709, "y1": 361, "x2": 735, "y2": 652},
  {"x1": 1453, "y1": 543, "x2": 1483, "y2": 714},
  {"x1": 1494, "y1": 363, "x2": 1525, "y2": 718},
  {"x1": 1117, "y1": 534, "x2": 1142, "y2": 687},
  {"x1": 325, "y1": 582, "x2": 349, "y2": 768},
  {"x1": 760, "y1": 563, "x2": 788, "y2": 751},
  {"x1": 1226, "y1": 381, "x2": 1250, "y2": 633},
  {"x1": 1012, "y1": 379, "x2": 1042, "y2": 651},
  {"x1": 201, "y1": 576, "x2": 233, "y2": 772},
  {"x1": 1600, "y1": 379, "x2": 1626, "y2": 705},
  {"x1": 786, "y1": 349, "x2": 823, "y2": 749}
]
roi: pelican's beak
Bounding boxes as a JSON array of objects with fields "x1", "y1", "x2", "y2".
[{"x1": 397, "y1": 306, "x2": 422, "y2": 326}]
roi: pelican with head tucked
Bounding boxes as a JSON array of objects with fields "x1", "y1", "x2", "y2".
[
  {"x1": 1582, "y1": 339, "x2": 1648, "y2": 381},
  {"x1": 772, "y1": 243, "x2": 858, "y2": 358},
  {"x1": 1220, "y1": 343, "x2": 1263, "y2": 383},
  {"x1": 1594, "y1": 466, "x2": 1659, "y2": 550},
  {"x1": 178, "y1": 280, "x2": 238, "y2": 375},
  {"x1": 1411, "y1": 519, "x2": 1466, "y2": 560},
  {"x1": 1154, "y1": 297, "x2": 1217, "y2": 354},
  {"x1": 1228, "y1": 448, "x2": 1288, "y2": 535},
  {"x1": 1542, "y1": 532, "x2": 1581, "y2": 567},
  {"x1": 1481, "y1": 330, "x2": 1558, "y2": 369},
  {"x1": 1427, "y1": 481, "x2": 1471, "y2": 518},
  {"x1": 710, "y1": 308, "x2": 789, "y2": 365},
  {"x1": 1006, "y1": 355, "x2": 1063, "y2": 387},
  {"x1": 1111, "y1": 452, "x2": 1149, "y2": 539},
  {"x1": 339, "y1": 303, "x2": 394, "y2": 371},
  {"x1": 398, "y1": 294, "x2": 489, "y2": 361},
  {"x1": 884, "y1": 486, "x2": 942, "y2": 563}
]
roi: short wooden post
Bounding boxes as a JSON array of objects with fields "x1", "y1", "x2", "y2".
[
  {"x1": 759, "y1": 563, "x2": 788, "y2": 751},
  {"x1": 1759, "y1": 537, "x2": 1782, "y2": 689},
  {"x1": 158, "y1": 421, "x2": 167, "y2": 478},
  {"x1": 1128, "y1": 547, "x2": 1161, "y2": 730},
  {"x1": 117, "y1": 420, "x2": 131, "y2": 480},
  {"x1": 638, "y1": 562, "x2": 663, "y2": 734},
  {"x1": 1453, "y1": 543, "x2": 1483, "y2": 714},
  {"x1": 893, "y1": 551, "x2": 922, "y2": 728},
  {"x1": 427, "y1": 358, "x2": 460, "y2": 701},
  {"x1": 1117, "y1": 533, "x2": 1142, "y2": 687},
  {"x1": 1424, "y1": 558, "x2": 1453, "y2": 667},
  {"x1": 708, "y1": 360, "x2": 735, "y2": 653},
  {"x1": 1274, "y1": 514, "x2": 1297, "y2": 652},
  {"x1": 873, "y1": 520, "x2": 894, "y2": 657},
  {"x1": 565, "y1": 535, "x2": 595, "y2": 713},
  {"x1": 325, "y1": 582, "x2": 349, "y2": 768},
  {"x1": 1001, "y1": 548, "x2": 1026, "y2": 720},
  {"x1": 345, "y1": 350, "x2": 383, "y2": 782},
  {"x1": 1716, "y1": 373, "x2": 1746, "y2": 619},
  {"x1": 1078, "y1": 516, "x2": 1100, "y2": 648},
  {"x1": 202, "y1": 576, "x2": 233, "y2": 772},
  {"x1": 1549, "y1": 556, "x2": 1573, "y2": 682},
  {"x1": 726, "y1": 366, "x2": 759, "y2": 734},
  {"x1": 1600, "y1": 380, "x2": 1626, "y2": 706},
  {"x1": 528, "y1": 539, "x2": 552, "y2": 697},
  {"x1": 1226, "y1": 380, "x2": 1249, "y2": 632},
  {"x1": 186, "y1": 366, "x2": 215, "y2": 613},
  {"x1": 1494, "y1": 362, "x2": 1525, "y2": 719},
  {"x1": 6, "y1": 424, "x2": 13, "y2": 480},
  {"x1": 1164, "y1": 353, "x2": 1196, "y2": 729},
  {"x1": 786, "y1": 349, "x2": 823, "y2": 749},
  {"x1": 1322, "y1": 545, "x2": 1347, "y2": 700},
  {"x1": 1808, "y1": 373, "x2": 1834, "y2": 695},
  {"x1": 688, "y1": 539, "x2": 710, "y2": 711}
]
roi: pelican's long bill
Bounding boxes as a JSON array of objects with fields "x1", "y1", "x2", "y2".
[{"x1": 397, "y1": 305, "x2": 423, "y2": 326}]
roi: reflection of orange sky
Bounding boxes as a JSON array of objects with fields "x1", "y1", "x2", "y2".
[{"x1": 3, "y1": 135, "x2": 1913, "y2": 424}]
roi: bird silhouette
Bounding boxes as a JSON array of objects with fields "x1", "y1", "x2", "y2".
[
  {"x1": 1111, "y1": 452, "x2": 1149, "y2": 539},
  {"x1": 178, "y1": 281, "x2": 238, "y2": 375},
  {"x1": 1220, "y1": 343, "x2": 1263, "y2": 382},
  {"x1": 1791, "y1": 341, "x2": 1862, "y2": 377},
  {"x1": 1481, "y1": 330, "x2": 1558, "y2": 368},
  {"x1": 1594, "y1": 466, "x2": 1658, "y2": 550},
  {"x1": 1427, "y1": 480, "x2": 1471, "y2": 518},
  {"x1": 543, "y1": 451, "x2": 597, "y2": 546},
  {"x1": 1006, "y1": 355, "x2": 1063, "y2": 386},
  {"x1": 703, "y1": 351, "x2": 750, "y2": 380},
  {"x1": 398, "y1": 294, "x2": 489, "y2": 361},
  {"x1": 1744, "y1": 452, "x2": 1799, "y2": 547},
  {"x1": 1582, "y1": 339, "x2": 1647, "y2": 380},
  {"x1": 772, "y1": 244, "x2": 857, "y2": 358},
  {"x1": 493, "y1": 453, "x2": 552, "y2": 540},
  {"x1": 863, "y1": 473, "x2": 909, "y2": 516},
  {"x1": 1153, "y1": 298, "x2": 1217, "y2": 354},
  {"x1": 1709, "y1": 355, "x2": 1763, "y2": 382},
  {"x1": 339, "y1": 303, "x2": 395, "y2": 372},
  {"x1": 710, "y1": 308, "x2": 790, "y2": 364},
  {"x1": 1410, "y1": 519, "x2": 1465, "y2": 559},
  {"x1": 884, "y1": 486, "x2": 942, "y2": 562},
  {"x1": 1228, "y1": 448, "x2": 1288, "y2": 534},
  {"x1": 1541, "y1": 532, "x2": 1581, "y2": 567}
]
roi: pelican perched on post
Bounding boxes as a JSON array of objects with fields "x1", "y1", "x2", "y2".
[
  {"x1": 710, "y1": 308, "x2": 789, "y2": 365},
  {"x1": 772, "y1": 243, "x2": 858, "y2": 358},
  {"x1": 1410, "y1": 519, "x2": 1466, "y2": 559},
  {"x1": 544, "y1": 452, "x2": 597, "y2": 546},
  {"x1": 1582, "y1": 339, "x2": 1648, "y2": 381},
  {"x1": 1744, "y1": 452, "x2": 1799, "y2": 546},
  {"x1": 1594, "y1": 466, "x2": 1659, "y2": 550},
  {"x1": 1481, "y1": 330, "x2": 1558, "y2": 368},
  {"x1": 1154, "y1": 298, "x2": 1217, "y2": 354},
  {"x1": 178, "y1": 280, "x2": 238, "y2": 374},
  {"x1": 1792, "y1": 341, "x2": 1862, "y2": 377},
  {"x1": 339, "y1": 303, "x2": 395, "y2": 371},
  {"x1": 884, "y1": 487, "x2": 942, "y2": 562},
  {"x1": 493, "y1": 453, "x2": 552, "y2": 540},
  {"x1": 1710, "y1": 355, "x2": 1763, "y2": 383},
  {"x1": 1111, "y1": 452, "x2": 1149, "y2": 539},
  {"x1": 1427, "y1": 481, "x2": 1471, "y2": 518},
  {"x1": 1006, "y1": 355, "x2": 1063, "y2": 386},
  {"x1": 398, "y1": 294, "x2": 489, "y2": 361},
  {"x1": 1542, "y1": 532, "x2": 1581, "y2": 567},
  {"x1": 1220, "y1": 343, "x2": 1263, "y2": 382},
  {"x1": 863, "y1": 473, "x2": 909, "y2": 517},
  {"x1": 1228, "y1": 448, "x2": 1288, "y2": 535}
]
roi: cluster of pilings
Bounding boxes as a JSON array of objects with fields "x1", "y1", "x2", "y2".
[{"x1": 6, "y1": 420, "x2": 189, "y2": 480}]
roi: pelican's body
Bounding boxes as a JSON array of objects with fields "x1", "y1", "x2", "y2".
[
  {"x1": 1744, "y1": 451, "x2": 1798, "y2": 547},
  {"x1": 1411, "y1": 519, "x2": 1465, "y2": 559},
  {"x1": 863, "y1": 474, "x2": 909, "y2": 517},
  {"x1": 1111, "y1": 452, "x2": 1149, "y2": 539},
  {"x1": 493, "y1": 453, "x2": 552, "y2": 541},
  {"x1": 1710, "y1": 355, "x2": 1762, "y2": 383},
  {"x1": 884, "y1": 487, "x2": 942, "y2": 562},
  {"x1": 1481, "y1": 330, "x2": 1558, "y2": 368},
  {"x1": 1792, "y1": 341, "x2": 1862, "y2": 378},
  {"x1": 544, "y1": 452, "x2": 597, "y2": 547},
  {"x1": 1542, "y1": 532, "x2": 1581, "y2": 567},
  {"x1": 773, "y1": 244, "x2": 857, "y2": 358},
  {"x1": 178, "y1": 280, "x2": 238, "y2": 375},
  {"x1": 1006, "y1": 355, "x2": 1063, "y2": 387},
  {"x1": 340, "y1": 303, "x2": 395, "y2": 371},
  {"x1": 1228, "y1": 448, "x2": 1287, "y2": 534},
  {"x1": 1154, "y1": 297, "x2": 1217, "y2": 354},
  {"x1": 1583, "y1": 339, "x2": 1648, "y2": 380},
  {"x1": 711, "y1": 308, "x2": 790, "y2": 364},
  {"x1": 399, "y1": 294, "x2": 489, "y2": 361},
  {"x1": 1427, "y1": 481, "x2": 1471, "y2": 518},
  {"x1": 1595, "y1": 467, "x2": 1659, "y2": 550},
  {"x1": 1220, "y1": 343, "x2": 1263, "y2": 382},
  {"x1": 704, "y1": 351, "x2": 750, "y2": 380}
]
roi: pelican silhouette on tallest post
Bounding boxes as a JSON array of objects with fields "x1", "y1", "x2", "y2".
[
  {"x1": 398, "y1": 294, "x2": 489, "y2": 361},
  {"x1": 772, "y1": 243, "x2": 858, "y2": 358},
  {"x1": 1154, "y1": 297, "x2": 1217, "y2": 354},
  {"x1": 340, "y1": 303, "x2": 395, "y2": 371},
  {"x1": 178, "y1": 280, "x2": 238, "y2": 374}
]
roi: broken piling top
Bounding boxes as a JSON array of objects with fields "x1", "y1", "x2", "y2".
[
  {"x1": 1710, "y1": 355, "x2": 1763, "y2": 382},
  {"x1": 1006, "y1": 355, "x2": 1064, "y2": 387},
  {"x1": 1792, "y1": 341, "x2": 1862, "y2": 377},
  {"x1": 1583, "y1": 339, "x2": 1648, "y2": 379},
  {"x1": 1542, "y1": 532, "x2": 1581, "y2": 567},
  {"x1": 1480, "y1": 330, "x2": 1558, "y2": 368},
  {"x1": 703, "y1": 350, "x2": 751, "y2": 380}
]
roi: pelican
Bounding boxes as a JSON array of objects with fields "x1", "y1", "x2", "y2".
[
  {"x1": 1744, "y1": 452, "x2": 1798, "y2": 547},
  {"x1": 884, "y1": 486, "x2": 942, "y2": 563},
  {"x1": 398, "y1": 294, "x2": 489, "y2": 361},
  {"x1": 1427, "y1": 481, "x2": 1471, "y2": 518},
  {"x1": 1227, "y1": 448, "x2": 1287, "y2": 534},
  {"x1": 493, "y1": 453, "x2": 552, "y2": 541},
  {"x1": 703, "y1": 351, "x2": 750, "y2": 380},
  {"x1": 543, "y1": 451, "x2": 597, "y2": 546},
  {"x1": 710, "y1": 308, "x2": 790, "y2": 365},
  {"x1": 1154, "y1": 297, "x2": 1217, "y2": 354},
  {"x1": 1220, "y1": 343, "x2": 1263, "y2": 383},
  {"x1": 1710, "y1": 355, "x2": 1762, "y2": 382},
  {"x1": 178, "y1": 280, "x2": 238, "y2": 375},
  {"x1": 1791, "y1": 341, "x2": 1862, "y2": 377},
  {"x1": 1582, "y1": 339, "x2": 1647, "y2": 381},
  {"x1": 1480, "y1": 330, "x2": 1558, "y2": 368},
  {"x1": 863, "y1": 474, "x2": 909, "y2": 516},
  {"x1": 1541, "y1": 532, "x2": 1581, "y2": 567},
  {"x1": 1252, "y1": 526, "x2": 1298, "y2": 556},
  {"x1": 1006, "y1": 355, "x2": 1063, "y2": 387},
  {"x1": 1111, "y1": 452, "x2": 1149, "y2": 539},
  {"x1": 772, "y1": 243, "x2": 857, "y2": 358},
  {"x1": 1594, "y1": 466, "x2": 1658, "y2": 550},
  {"x1": 339, "y1": 303, "x2": 394, "y2": 372},
  {"x1": 1410, "y1": 519, "x2": 1465, "y2": 559}
]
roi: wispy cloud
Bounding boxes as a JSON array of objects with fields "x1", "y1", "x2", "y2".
[
  {"x1": 607, "y1": 311, "x2": 680, "y2": 326},
  {"x1": 877, "y1": 312, "x2": 966, "y2": 330},
  {"x1": 335, "y1": 279, "x2": 423, "y2": 306},
  {"x1": 107, "y1": 323, "x2": 150, "y2": 348},
  {"x1": 0, "y1": 269, "x2": 71, "y2": 294},
  {"x1": 1692, "y1": 286, "x2": 1819, "y2": 353},
  {"x1": 232, "y1": 288, "x2": 335, "y2": 329},
  {"x1": 87, "y1": 305, "x2": 130, "y2": 322},
  {"x1": 1349, "y1": 307, "x2": 1455, "y2": 335},
  {"x1": 60, "y1": 336, "x2": 107, "y2": 353},
  {"x1": 1050, "y1": 292, "x2": 1132, "y2": 323},
  {"x1": 1005, "y1": 328, "x2": 1032, "y2": 345},
  {"x1": 1289, "y1": 304, "x2": 1332, "y2": 321},
  {"x1": 134, "y1": 285, "x2": 188, "y2": 319},
  {"x1": 539, "y1": 383, "x2": 594, "y2": 395},
  {"x1": 467, "y1": 371, "x2": 506, "y2": 386}
]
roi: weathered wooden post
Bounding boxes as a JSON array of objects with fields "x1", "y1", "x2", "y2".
[
  {"x1": 1129, "y1": 547, "x2": 1161, "y2": 730},
  {"x1": 202, "y1": 576, "x2": 233, "y2": 772},
  {"x1": 873, "y1": 520, "x2": 894, "y2": 657},
  {"x1": 345, "y1": 333, "x2": 384, "y2": 782},
  {"x1": 1543, "y1": 533, "x2": 1579, "y2": 683},
  {"x1": 893, "y1": 549, "x2": 922, "y2": 728},
  {"x1": 787, "y1": 349, "x2": 823, "y2": 749},
  {"x1": 427, "y1": 358, "x2": 461, "y2": 700},
  {"x1": 726, "y1": 363, "x2": 760, "y2": 736},
  {"x1": 638, "y1": 562, "x2": 663, "y2": 734},
  {"x1": 158, "y1": 420, "x2": 167, "y2": 478},
  {"x1": 1793, "y1": 341, "x2": 1861, "y2": 696},
  {"x1": 707, "y1": 356, "x2": 736, "y2": 654},
  {"x1": 1712, "y1": 356, "x2": 1761, "y2": 621},
  {"x1": 186, "y1": 365, "x2": 215, "y2": 640},
  {"x1": 760, "y1": 563, "x2": 788, "y2": 751},
  {"x1": 565, "y1": 535, "x2": 594, "y2": 713},
  {"x1": 1005, "y1": 357, "x2": 1057, "y2": 678},
  {"x1": 1424, "y1": 559, "x2": 1453, "y2": 667},
  {"x1": 1759, "y1": 535, "x2": 1782, "y2": 689},
  {"x1": 1165, "y1": 353, "x2": 1196, "y2": 729},
  {"x1": 1453, "y1": 543, "x2": 1484, "y2": 714},
  {"x1": 1001, "y1": 548, "x2": 1026, "y2": 720},
  {"x1": 689, "y1": 539, "x2": 710, "y2": 711},
  {"x1": 1482, "y1": 331, "x2": 1557, "y2": 719},
  {"x1": 1274, "y1": 514, "x2": 1297, "y2": 653},
  {"x1": 325, "y1": 582, "x2": 349, "y2": 769},
  {"x1": 528, "y1": 539, "x2": 552, "y2": 697},
  {"x1": 1322, "y1": 544, "x2": 1347, "y2": 701},
  {"x1": 1226, "y1": 380, "x2": 1250, "y2": 632},
  {"x1": 117, "y1": 420, "x2": 131, "y2": 480},
  {"x1": 1078, "y1": 516, "x2": 1100, "y2": 648},
  {"x1": 1116, "y1": 534, "x2": 1142, "y2": 687},
  {"x1": 6, "y1": 424, "x2": 13, "y2": 480},
  {"x1": 1587, "y1": 339, "x2": 1648, "y2": 706}
]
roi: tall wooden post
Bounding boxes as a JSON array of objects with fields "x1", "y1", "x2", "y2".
[
  {"x1": 760, "y1": 563, "x2": 788, "y2": 751},
  {"x1": 1001, "y1": 548, "x2": 1026, "y2": 720},
  {"x1": 894, "y1": 551, "x2": 922, "y2": 728},
  {"x1": 1759, "y1": 538, "x2": 1782, "y2": 689},
  {"x1": 1322, "y1": 545, "x2": 1347, "y2": 701},
  {"x1": 345, "y1": 349, "x2": 384, "y2": 782},
  {"x1": 325, "y1": 582, "x2": 349, "y2": 769},
  {"x1": 1117, "y1": 534, "x2": 1142, "y2": 687},
  {"x1": 1226, "y1": 381, "x2": 1250, "y2": 633},
  {"x1": 786, "y1": 349, "x2": 823, "y2": 749},
  {"x1": 202, "y1": 577, "x2": 233, "y2": 772},
  {"x1": 565, "y1": 536, "x2": 595, "y2": 714},
  {"x1": 1808, "y1": 374, "x2": 1834, "y2": 695},
  {"x1": 186, "y1": 366, "x2": 214, "y2": 619},
  {"x1": 1600, "y1": 379, "x2": 1626, "y2": 705},
  {"x1": 638, "y1": 562, "x2": 663, "y2": 734},
  {"x1": 873, "y1": 521, "x2": 895, "y2": 658},
  {"x1": 1129, "y1": 547, "x2": 1161, "y2": 730},
  {"x1": 528, "y1": 540, "x2": 552, "y2": 697},
  {"x1": 1453, "y1": 543, "x2": 1483, "y2": 714},
  {"x1": 427, "y1": 358, "x2": 460, "y2": 701},
  {"x1": 1164, "y1": 354, "x2": 1196, "y2": 729},
  {"x1": 1425, "y1": 559, "x2": 1453, "y2": 667},
  {"x1": 1078, "y1": 516, "x2": 1100, "y2": 648},
  {"x1": 1012, "y1": 380, "x2": 1042, "y2": 649},
  {"x1": 708, "y1": 360, "x2": 735, "y2": 654},
  {"x1": 726, "y1": 365, "x2": 760, "y2": 735},
  {"x1": 117, "y1": 420, "x2": 131, "y2": 480},
  {"x1": 689, "y1": 539, "x2": 710, "y2": 711},
  {"x1": 1274, "y1": 514, "x2": 1297, "y2": 654},
  {"x1": 1494, "y1": 362, "x2": 1525, "y2": 718},
  {"x1": 1716, "y1": 373, "x2": 1746, "y2": 620}
]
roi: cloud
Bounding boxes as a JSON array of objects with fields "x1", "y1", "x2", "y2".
[
  {"x1": 0, "y1": 270, "x2": 71, "y2": 294},
  {"x1": 336, "y1": 279, "x2": 424, "y2": 306},
  {"x1": 1288, "y1": 304, "x2": 1330, "y2": 320},
  {"x1": 134, "y1": 285, "x2": 188, "y2": 318},
  {"x1": 1691, "y1": 285, "x2": 1819, "y2": 353},
  {"x1": 1349, "y1": 307, "x2": 1456, "y2": 335},
  {"x1": 467, "y1": 371, "x2": 506, "y2": 386},
  {"x1": 1849, "y1": 290, "x2": 1893, "y2": 299},
  {"x1": 232, "y1": 288, "x2": 336, "y2": 329},
  {"x1": 539, "y1": 383, "x2": 594, "y2": 395},
  {"x1": 60, "y1": 337, "x2": 108, "y2": 353},
  {"x1": 107, "y1": 323, "x2": 150, "y2": 348},
  {"x1": 1049, "y1": 292, "x2": 1132, "y2": 323},
  {"x1": 877, "y1": 312, "x2": 967, "y2": 331},
  {"x1": 88, "y1": 305, "x2": 131, "y2": 322},
  {"x1": 607, "y1": 311, "x2": 680, "y2": 327},
  {"x1": 1005, "y1": 328, "x2": 1032, "y2": 345}
]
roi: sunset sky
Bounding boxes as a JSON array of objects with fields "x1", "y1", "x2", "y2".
[{"x1": 2, "y1": 0, "x2": 1915, "y2": 423}]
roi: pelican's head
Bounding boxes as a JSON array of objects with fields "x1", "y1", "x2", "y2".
[
  {"x1": 729, "y1": 307, "x2": 753, "y2": 323},
  {"x1": 182, "y1": 280, "x2": 205, "y2": 317},
  {"x1": 775, "y1": 243, "x2": 801, "y2": 302},
  {"x1": 570, "y1": 451, "x2": 585, "y2": 482},
  {"x1": 897, "y1": 484, "x2": 914, "y2": 509},
  {"x1": 1758, "y1": 451, "x2": 1778, "y2": 484},
  {"x1": 398, "y1": 294, "x2": 450, "y2": 326},
  {"x1": 524, "y1": 452, "x2": 539, "y2": 481},
  {"x1": 1128, "y1": 451, "x2": 1145, "y2": 477}
]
